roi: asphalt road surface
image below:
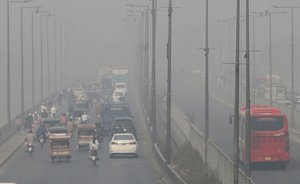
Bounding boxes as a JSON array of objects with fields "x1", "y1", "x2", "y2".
[
  {"x1": 171, "y1": 76, "x2": 300, "y2": 184},
  {"x1": 0, "y1": 102, "x2": 157, "y2": 184}
]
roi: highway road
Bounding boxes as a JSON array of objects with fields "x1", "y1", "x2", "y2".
[
  {"x1": 171, "y1": 75, "x2": 300, "y2": 184},
  {"x1": 0, "y1": 103, "x2": 158, "y2": 184}
]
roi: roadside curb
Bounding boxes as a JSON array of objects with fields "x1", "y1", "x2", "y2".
[
  {"x1": 0, "y1": 134, "x2": 24, "y2": 168},
  {"x1": 130, "y1": 93, "x2": 187, "y2": 184}
]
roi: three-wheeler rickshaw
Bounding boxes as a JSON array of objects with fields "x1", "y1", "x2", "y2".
[
  {"x1": 49, "y1": 135, "x2": 71, "y2": 162},
  {"x1": 77, "y1": 124, "x2": 97, "y2": 151}
]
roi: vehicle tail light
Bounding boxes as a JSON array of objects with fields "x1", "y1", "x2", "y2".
[
  {"x1": 285, "y1": 132, "x2": 289, "y2": 151},
  {"x1": 111, "y1": 142, "x2": 118, "y2": 145},
  {"x1": 129, "y1": 141, "x2": 136, "y2": 145}
]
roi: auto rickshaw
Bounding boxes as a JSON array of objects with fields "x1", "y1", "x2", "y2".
[
  {"x1": 49, "y1": 135, "x2": 71, "y2": 162},
  {"x1": 77, "y1": 124, "x2": 97, "y2": 150}
]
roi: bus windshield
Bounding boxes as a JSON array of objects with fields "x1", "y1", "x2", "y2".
[{"x1": 250, "y1": 116, "x2": 284, "y2": 131}]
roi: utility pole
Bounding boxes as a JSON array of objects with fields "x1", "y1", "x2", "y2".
[
  {"x1": 31, "y1": 10, "x2": 35, "y2": 110},
  {"x1": 46, "y1": 17, "x2": 51, "y2": 98},
  {"x1": 252, "y1": 17, "x2": 256, "y2": 103},
  {"x1": 273, "y1": 6, "x2": 300, "y2": 128},
  {"x1": 145, "y1": 6, "x2": 149, "y2": 122},
  {"x1": 151, "y1": 0, "x2": 157, "y2": 144},
  {"x1": 54, "y1": 20, "x2": 57, "y2": 94},
  {"x1": 38, "y1": 12, "x2": 50, "y2": 103},
  {"x1": 6, "y1": 0, "x2": 11, "y2": 127},
  {"x1": 166, "y1": 0, "x2": 172, "y2": 165},
  {"x1": 234, "y1": 0, "x2": 240, "y2": 183},
  {"x1": 245, "y1": 0, "x2": 251, "y2": 182},
  {"x1": 204, "y1": 0, "x2": 209, "y2": 164},
  {"x1": 268, "y1": 10, "x2": 273, "y2": 106},
  {"x1": 21, "y1": 6, "x2": 25, "y2": 118},
  {"x1": 27, "y1": 7, "x2": 41, "y2": 111}
]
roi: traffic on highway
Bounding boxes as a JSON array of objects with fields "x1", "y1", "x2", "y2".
[{"x1": 1, "y1": 0, "x2": 300, "y2": 184}]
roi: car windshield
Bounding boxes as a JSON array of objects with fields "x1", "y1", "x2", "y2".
[
  {"x1": 113, "y1": 120, "x2": 135, "y2": 130},
  {"x1": 113, "y1": 135, "x2": 134, "y2": 140}
]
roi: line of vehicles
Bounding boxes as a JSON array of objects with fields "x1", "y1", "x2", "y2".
[
  {"x1": 24, "y1": 68, "x2": 137, "y2": 165},
  {"x1": 98, "y1": 68, "x2": 138, "y2": 158}
]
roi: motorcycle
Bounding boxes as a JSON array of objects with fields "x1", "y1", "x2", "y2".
[
  {"x1": 89, "y1": 149, "x2": 99, "y2": 165},
  {"x1": 26, "y1": 144, "x2": 34, "y2": 156},
  {"x1": 38, "y1": 135, "x2": 46, "y2": 148}
]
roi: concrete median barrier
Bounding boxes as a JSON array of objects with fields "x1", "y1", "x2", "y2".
[{"x1": 155, "y1": 89, "x2": 253, "y2": 184}]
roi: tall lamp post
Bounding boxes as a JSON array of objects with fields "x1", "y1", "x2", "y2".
[
  {"x1": 204, "y1": 0, "x2": 209, "y2": 164},
  {"x1": 37, "y1": 11, "x2": 50, "y2": 103},
  {"x1": 23, "y1": 5, "x2": 42, "y2": 111},
  {"x1": 7, "y1": 0, "x2": 31, "y2": 125},
  {"x1": 127, "y1": 4, "x2": 150, "y2": 122},
  {"x1": 166, "y1": 0, "x2": 173, "y2": 165},
  {"x1": 233, "y1": 0, "x2": 241, "y2": 183},
  {"x1": 273, "y1": 6, "x2": 300, "y2": 128},
  {"x1": 151, "y1": 0, "x2": 157, "y2": 144}
]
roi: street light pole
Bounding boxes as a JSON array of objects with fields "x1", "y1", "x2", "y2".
[
  {"x1": 245, "y1": 0, "x2": 251, "y2": 182},
  {"x1": 31, "y1": 9, "x2": 35, "y2": 110},
  {"x1": 7, "y1": 0, "x2": 31, "y2": 126},
  {"x1": 6, "y1": 0, "x2": 11, "y2": 127},
  {"x1": 234, "y1": 0, "x2": 241, "y2": 183},
  {"x1": 38, "y1": 12, "x2": 50, "y2": 103},
  {"x1": 252, "y1": 17, "x2": 256, "y2": 103},
  {"x1": 268, "y1": 10, "x2": 273, "y2": 106},
  {"x1": 25, "y1": 6, "x2": 42, "y2": 111},
  {"x1": 21, "y1": 6, "x2": 25, "y2": 118},
  {"x1": 204, "y1": 0, "x2": 209, "y2": 164},
  {"x1": 166, "y1": 0, "x2": 172, "y2": 165},
  {"x1": 151, "y1": 0, "x2": 157, "y2": 144},
  {"x1": 54, "y1": 20, "x2": 57, "y2": 94},
  {"x1": 272, "y1": 6, "x2": 300, "y2": 128}
]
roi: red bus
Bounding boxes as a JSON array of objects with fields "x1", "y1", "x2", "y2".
[{"x1": 239, "y1": 105, "x2": 290, "y2": 168}]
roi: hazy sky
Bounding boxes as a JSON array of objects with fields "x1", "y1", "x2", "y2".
[{"x1": 1, "y1": 0, "x2": 300, "y2": 122}]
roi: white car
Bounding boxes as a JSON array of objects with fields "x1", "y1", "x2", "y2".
[
  {"x1": 115, "y1": 83, "x2": 128, "y2": 94},
  {"x1": 109, "y1": 133, "x2": 138, "y2": 158},
  {"x1": 112, "y1": 89, "x2": 125, "y2": 102}
]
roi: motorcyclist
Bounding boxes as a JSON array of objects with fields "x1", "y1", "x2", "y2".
[
  {"x1": 89, "y1": 137, "x2": 99, "y2": 158},
  {"x1": 60, "y1": 113, "x2": 68, "y2": 126},
  {"x1": 36, "y1": 124, "x2": 47, "y2": 141},
  {"x1": 41, "y1": 103, "x2": 47, "y2": 113},
  {"x1": 32, "y1": 112, "x2": 40, "y2": 122},
  {"x1": 25, "y1": 130, "x2": 35, "y2": 151},
  {"x1": 68, "y1": 105, "x2": 74, "y2": 116},
  {"x1": 67, "y1": 118, "x2": 74, "y2": 136},
  {"x1": 41, "y1": 109, "x2": 48, "y2": 119},
  {"x1": 81, "y1": 112, "x2": 88, "y2": 124},
  {"x1": 50, "y1": 106, "x2": 57, "y2": 118}
]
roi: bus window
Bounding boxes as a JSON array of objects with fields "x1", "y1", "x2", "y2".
[{"x1": 250, "y1": 117, "x2": 284, "y2": 131}]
